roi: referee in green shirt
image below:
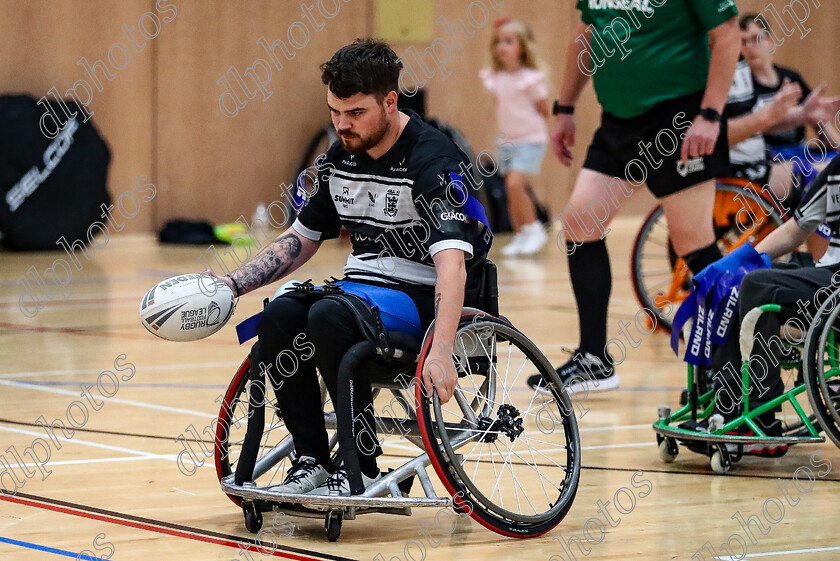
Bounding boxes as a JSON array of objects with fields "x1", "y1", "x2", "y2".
[{"x1": 528, "y1": 0, "x2": 741, "y2": 395}]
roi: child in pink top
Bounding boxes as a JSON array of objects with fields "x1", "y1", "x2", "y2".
[{"x1": 480, "y1": 19, "x2": 550, "y2": 256}]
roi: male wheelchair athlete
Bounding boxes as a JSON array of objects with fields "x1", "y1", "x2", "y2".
[
  {"x1": 213, "y1": 264, "x2": 581, "y2": 541},
  {"x1": 652, "y1": 283, "x2": 840, "y2": 474}
]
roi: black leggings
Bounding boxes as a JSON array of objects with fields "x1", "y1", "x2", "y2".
[
  {"x1": 255, "y1": 282, "x2": 435, "y2": 474},
  {"x1": 712, "y1": 263, "x2": 838, "y2": 415}
]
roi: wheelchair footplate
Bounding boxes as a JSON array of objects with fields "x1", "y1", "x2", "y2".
[
  {"x1": 221, "y1": 457, "x2": 451, "y2": 541},
  {"x1": 653, "y1": 399, "x2": 824, "y2": 474}
]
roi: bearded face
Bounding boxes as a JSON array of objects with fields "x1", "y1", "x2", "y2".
[{"x1": 328, "y1": 91, "x2": 393, "y2": 155}]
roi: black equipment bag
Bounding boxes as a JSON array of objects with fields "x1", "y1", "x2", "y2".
[{"x1": 0, "y1": 95, "x2": 111, "y2": 250}]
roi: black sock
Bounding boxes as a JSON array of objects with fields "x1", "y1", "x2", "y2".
[
  {"x1": 683, "y1": 242, "x2": 723, "y2": 275},
  {"x1": 360, "y1": 461, "x2": 380, "y2": 479},
  {"x1": 567, "y1": 239, "x2": 611, "y2": 361}
]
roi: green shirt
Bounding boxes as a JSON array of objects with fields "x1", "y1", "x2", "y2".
[{"x1": 576, "y1": 0, "x2": 738, "y2": 118}]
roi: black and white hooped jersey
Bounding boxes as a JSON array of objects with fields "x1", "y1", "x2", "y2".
[
  {"x1": 292, "y1": 110, "x2": 485, "y2": 287},
  {"x1": 725, "y1": 59, "x2": 767, "y2": 174},
  {"x1": 795, "y1": 155, "x2": 840, "y2": 268}
]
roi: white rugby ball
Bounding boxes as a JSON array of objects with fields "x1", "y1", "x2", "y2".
[{"x1": 139, "y1": 274, "x2": 236, "y2": 342}]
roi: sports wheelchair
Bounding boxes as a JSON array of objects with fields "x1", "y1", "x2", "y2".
[
  {"x1": 632, "y1": 178, "x2": 785, "y2": 333},
  {"x1": 653, "y1": 284, "x2": 840, "y2": 473},
  {"x1": 213, "y1": 265, "x2": 581, "y2": 541}
]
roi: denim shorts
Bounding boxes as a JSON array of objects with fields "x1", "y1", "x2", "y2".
[{"x1": 498, "y1": 142, "x2": 547, "y2": 176}]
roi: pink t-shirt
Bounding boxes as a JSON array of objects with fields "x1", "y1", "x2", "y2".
[{"x1": 479, "y1": 66, "x2": 549, "y2": 145}]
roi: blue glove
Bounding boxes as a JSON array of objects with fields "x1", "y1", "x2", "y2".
[{"x1": 671, "y1": 244, "x2": 771, "y2": 365}]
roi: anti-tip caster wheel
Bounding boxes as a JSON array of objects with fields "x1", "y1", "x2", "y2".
[
  {"x1": 325, "y1": 510, "x2": 343, "y2": 542},
  {"x1": 710, "y1": 449, "x2": 731, "y2": 475},
  {"x1": 242, "y1": 501, "x2": 263, "y2": 533},
  {"x1": 658, "y1": 439, "x2": 678, "y2": 463}
]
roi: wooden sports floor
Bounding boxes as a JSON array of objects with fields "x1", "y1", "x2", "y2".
[{"x1": 2, "y1": 216, "x2": 839, "y2": 560}]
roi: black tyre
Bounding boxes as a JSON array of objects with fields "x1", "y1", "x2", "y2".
[
  {"x1": 803, "y1": 286, "x2": 840, "y2": 448},
  {"x1": 324, "y1": 510, "x2": 343, "y2": 542},
  {"x1": 215, "y1": 357, "x2": 333, "y2": 505},
  {"x1": 243, "y1": 501, "x2": 263, "y2": 533},
  {"x1": 417, "y1": 311, "x2": 581, "y2": 538}
]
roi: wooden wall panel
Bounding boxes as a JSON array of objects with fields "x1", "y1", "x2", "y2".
[
  {"x1": 154, "y1": 0, "x2": 372, "y2": 229},
  {"x1": 409, "y1": 0, "x2": 593, "y2": 221},
  {"x1": 0, "y1": 0, "x2": 155, "y2": 234},
  {"x1": 2, "y1": 0, "x2": 838, "y2": 236}
]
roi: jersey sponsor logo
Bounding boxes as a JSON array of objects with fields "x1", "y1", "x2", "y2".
[
  {"x1": 676, "y1": 156, "x2": 705, "y2": 178},
  {"x1": 351, "y1": 233, "x2": 375, "y2": 243},
  {"x1": 440, "y1": 211, "x2": 468, "y2": 222},
  {"x1": 390, "y1": 157, "x2": 408, "y2": 173},
  {"x1": 341, "y1": 154, "x2": 357, "y2": 167},
  {"x1": 588, "y1": 0, "x2": 654, "y2": 15},
  {"x1": 384, "y1": 188, "x2": 400, "y2": 217},
  {"x1": 817, "y1": 223, "x2": 832, "y2": 239},
  {"x1": 368, "y1": 191, "x2": 377, "y2": 206},
  {"x1": 334, "y1": 186, "x2": 356, "y2": 206}
]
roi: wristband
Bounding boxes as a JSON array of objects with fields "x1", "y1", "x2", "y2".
[
  {"x1": 228, "y1": 275, "x2": 241, "y2": 297},
  {"x1": 552, "y1": 101, "x2": 575, "y2": 115},
  {"x1": 698, "y1": 107, "x2": 721, "y2": 123}
]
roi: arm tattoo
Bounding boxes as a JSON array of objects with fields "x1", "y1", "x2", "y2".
[
  {"x1": 434, "y1": 291, "x2": 441, "y2": 319},
  {"x1": 232, "y1": 234, "x2": 303, "y2": 294}
]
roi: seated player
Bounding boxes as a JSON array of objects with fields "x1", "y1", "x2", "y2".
[
  {"x1": 685, "y1": 154, "x2": 840, "y2": 457},
  {"x1": 211, "y1": 39, "x2": 489, "y2": 496},
  {"x1": 727, "y1": 13, "x2": 840, "y2": 207}
]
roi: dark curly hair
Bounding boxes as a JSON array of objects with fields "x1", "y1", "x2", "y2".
[
  {"x1": 739, "y1": 13, "x2": 770, "y2": 31},
  {"x1": 320, "y1": 38, "x2": 403, "y2": 100}
]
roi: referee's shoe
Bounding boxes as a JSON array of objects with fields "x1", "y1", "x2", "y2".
[{"x1": 527, "y1": 349, "x2": 619, "y2": 395}]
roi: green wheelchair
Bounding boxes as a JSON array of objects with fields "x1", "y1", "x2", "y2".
[{"x1": 653, "y1": 285, "x2": 840, "y2": 473}]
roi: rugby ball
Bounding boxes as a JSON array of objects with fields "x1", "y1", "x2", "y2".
[{"x1": 139, "y1": 274, "x2": 236, "y2": 342}]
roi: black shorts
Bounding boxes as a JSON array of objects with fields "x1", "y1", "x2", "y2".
[{"x1": 583, "y1": 90, "x2": 730, "y2": 198}]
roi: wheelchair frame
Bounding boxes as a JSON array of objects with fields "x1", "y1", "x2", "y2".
[
  {"x1": 653, "y1": 292, "x2": 840, "y2": 473},
  {"x1": 215, "y1": 308, "x2": 581, "y2": 541}
]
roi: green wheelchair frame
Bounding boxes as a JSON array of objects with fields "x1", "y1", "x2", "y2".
[{"x1": 653, "y1": 288, "x2": 840, "y2": 474}]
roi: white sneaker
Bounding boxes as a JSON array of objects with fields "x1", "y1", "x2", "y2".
[
  {"x1": 517, "y1": 222, "x2": 548, "y2": 255},
  {"x1": 501, "y1": 232, "x2": 526, "y2": 256},
  {"x1": 266, "y1": 456, "x2": 329, "y2": 494},
  {"x1": 309, "y1": 468, "x2": 382, "y2": 497}
]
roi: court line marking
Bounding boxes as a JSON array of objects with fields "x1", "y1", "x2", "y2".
[
  {"x1": 0, "y1": 425, "x2": 213, "y2": 470},
  {"x1": 0, "y1": 491, "x2": 355, "y2": 561},
  {"x1": 0, "y1": 321, "x2": 240, "y2": 346},
  {"x1": 717, "y1": 545, "x2": 840, "y2": 559},
  {"x1": 0, "y1": 535, "x2": 111, "y2": 560},
  {"x1": 0, "y1": 454, "x2": 177, "y2": 470},
  {"x1": 0, "y1": 379, "x2": 216, "y2": 418},
  {"x1": 0, "y1": 360, "x2": 242, "y2": 379},
  {"x1": 9, "y1": 380, "x2": 231, "y2": 390}
]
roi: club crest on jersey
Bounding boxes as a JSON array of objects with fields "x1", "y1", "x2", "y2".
[{"x1": 384, "y1": 188, "x2": 400, "y2": 217}]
